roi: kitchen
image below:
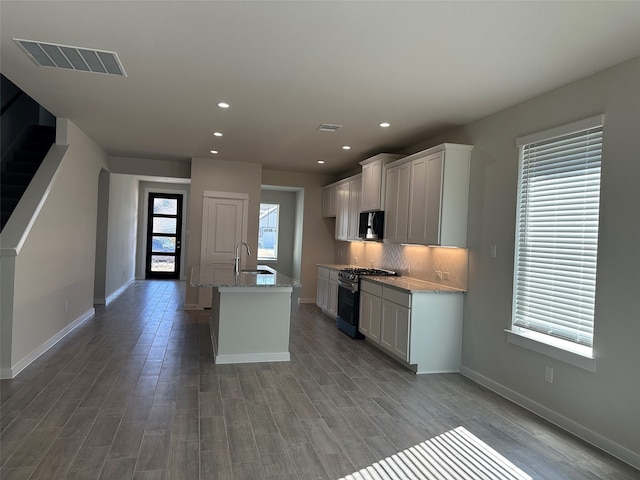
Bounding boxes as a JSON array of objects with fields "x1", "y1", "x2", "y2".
[{"x1": 1, "y1": 2, "x2": 639, "y2": 478}]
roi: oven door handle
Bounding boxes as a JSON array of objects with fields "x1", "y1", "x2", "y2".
[{"x1": 338, "y1": 279, "x2": 358, "y2": 293}]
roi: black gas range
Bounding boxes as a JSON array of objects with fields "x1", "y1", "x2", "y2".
[{"x1": 336, "y1": 267, "x2": 397, "y2": 338}]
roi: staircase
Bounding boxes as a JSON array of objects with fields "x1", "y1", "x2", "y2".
[{"x1": 1, "y1": 125, "x2": 55, "y2": 231}]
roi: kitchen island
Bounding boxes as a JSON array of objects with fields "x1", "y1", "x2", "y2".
[{"x1": 191, "y1": 264, "x2": 301, "y2": 364}]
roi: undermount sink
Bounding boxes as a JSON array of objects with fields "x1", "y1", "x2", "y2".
[{"x1": 240, "y1": 269, "x2": 273, "y2": 275}]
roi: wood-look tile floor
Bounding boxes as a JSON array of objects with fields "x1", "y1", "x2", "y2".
[{"x1": 1, "y1": 280, "x2": 638, "y2": 480}]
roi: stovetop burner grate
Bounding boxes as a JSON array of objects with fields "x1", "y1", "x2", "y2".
[{"x1": 339, "y1": 267, "x2": 397, "y2": 278}]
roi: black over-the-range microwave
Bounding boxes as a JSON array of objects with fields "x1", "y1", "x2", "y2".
[{"x1": 358, "y1": 210, "x2": 384, "y2": 241}]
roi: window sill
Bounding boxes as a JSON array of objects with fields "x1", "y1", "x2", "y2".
[{"x1": 505, "y1": 328, "x2": 596, "y2": 372}]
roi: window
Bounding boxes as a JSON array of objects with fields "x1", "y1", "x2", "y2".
[
  {"x1": 511, "y1": 115, "x2": 603, "y2": 359},
  {"x1": 258, "y1": 203, "x2": 279, "y2": 260}
]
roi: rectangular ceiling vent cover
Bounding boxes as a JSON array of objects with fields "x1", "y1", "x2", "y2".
[
  {"x1": 318, "y1": 123, "x2": 342, "y2": 132},
  {"x1": 14, "y1": 38, "x2": 126, "y2": 77}
]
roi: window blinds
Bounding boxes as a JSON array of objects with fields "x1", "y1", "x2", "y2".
[{"x1": 513, "y1": 120, "x2": 603, "y2": 348}]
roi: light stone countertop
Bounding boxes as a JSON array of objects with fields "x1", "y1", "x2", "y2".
[
  {"x1": 191, "y1": 264, "x2": 301, "y2": 288},
  {"x1": 318, "y1": 263, "x2": 465, "y2": 293},
  {"x1": 317, "y1": 263, "x2": 355, "y2": 271},
  {"x1": 362, "y1": 276, "x2": 465, "y2": 294}
]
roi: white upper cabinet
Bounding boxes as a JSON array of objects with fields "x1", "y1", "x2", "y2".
[
  {"x1": 335, "y1": 181, "x2": 350, "y2": 241},
  {"x1": 384, "y1": 162, "x2": 411, "y2": 243},
  {"x1": 384, "y1": 143, "x2": 472, "y2": 247},
  {"x1": 360, "y1": 153, "x2": 403, "y2": 212},
  {"x1": 334, "y1": 174, "x2": 362, "y2": 242},
  {"x1": 322, "y1": 184, "x2": 337, "y2": 218},
  {"x1": 347, "y1": 175, "x2": 362, "y2": 241}
]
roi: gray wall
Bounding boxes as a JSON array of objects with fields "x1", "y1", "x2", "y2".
[
  {"x1": 104, "y1": 174, "x2": 139, "y2": 298},
  {"x1": 408, "y1": 56, "x2": 640, "y2": 465},
  {"x1": 93, "y1": 169, "x2": 110, "y2": 304},
  {"x1": 262, "y1": 170, "x2": 338, "y2": 303},
  {"x1": 185, "y1": 158, "x2": 263, "y2": 307},
  {"x1": 135, "y1": 181, "x2": 190, "y2": 280},
  {"x1": 10, "y1": 119, "x2": 109, "y2": 369},
  {"x1": 260, "y1": 189, "x2": 296, "y2": 278}
]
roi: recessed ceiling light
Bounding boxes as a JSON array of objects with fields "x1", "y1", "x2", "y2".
[
  {"x1": 217, "y1": 102, "x2": 230, "y2": 108},
  {"x1": 213, "y1": 132, "x2": 223, "y2": 137},
  {"x1": 210, "y1": 150, "x2": 218, "y2": 154},
  {"x1": 342, "y1": 145, "x2": 351, "y2": 150},
  {"x1": 380, "y1": 122, "x2": 390, "y2": 128},
  {"x1": 317, "y1": 160, "x2": 325, "y2": 164}
]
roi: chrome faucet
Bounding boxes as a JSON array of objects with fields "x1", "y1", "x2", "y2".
[{"x1": 234, "y1": 242, "x2": 251, "y2": 274}]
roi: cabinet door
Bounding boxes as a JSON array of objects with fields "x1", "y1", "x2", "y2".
[
  {"x1": 380, "y1": 300, "x2": 396, "y2": 352},
  {"x1": 408, "y1": 152, "x2": 443, "y2": 245},
  {"x1": 359, "y1": 290, "x2": 372, "y2": 337},
  {"x1": 424, "y1": 152, "x2": 444, "y2": 246},
  {"x1": 327, "y1": 272, "x2": 339, "y2": 318},
  {"x1": 381, "y1": 299, "x2": 410, "y2": 361},
  {"x1": 384, "y1": 163, "x2": 410, "y2": 243},
  {"x1": 322, "y1": 185, "x2": 337, "y2": 218},
  {"x1": 335, "y1": 182, "x2": 350, "y2": 241},
  {"x1": 316, "y1": 268, "x2": 329, "y2": 310},
  {"x1": 361, "y1": 160, "x2": 382, "y2": 211},
  {"x1": 360, "y1": 289, "x2": 382, "y2": 342},
  {"x1": 347, "y1": 177, "x2": 362, "y2": 240},
  {"x1": 408, "y1": 155, "x2": 428, "y2": 244},
  {"x1": 394, "y1": 305, "x2": 410, "y2": 360}
]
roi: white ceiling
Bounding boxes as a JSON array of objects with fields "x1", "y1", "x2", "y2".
[{"x1": 2, "y1": 1, "x2": 640, "y2": 175}]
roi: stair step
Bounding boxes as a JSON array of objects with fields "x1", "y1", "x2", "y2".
[
  {"x1": 1, "y1": 172, "x2": 32, "y2": 186},
  {"x1": 6, "y1": 159, "x2": 42, "y2": 174},
  {"x1": 20, "y1": 140, "x2": 53, "y2": 153},
  {"x1": 27, "y1": 125, "x2": 55, "y2": 138},
  {"x1": 0, "y1": 184, "x2": 28, "y2": 198},
  {"x1": 1, "y1": 197, "x2": 20, "y2": 210},
  {"x1": 1, "y1": 212, "x2": 12, "y2": 231},
  {"x1": 0, "y1": 124, "x2": 55, "y2": 232},
  {"x1": 14, "y1": 150, "x2": 46, "y2": 163}
]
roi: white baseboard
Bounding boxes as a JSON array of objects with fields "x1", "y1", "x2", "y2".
[
  {"x1": 214, "y1": 352, "x2": 290, "y2": 364},
  {"x1": 105, "y1": 278, "x2": 134, "y2": 305},
  {"x1": 183, "y1": 304, "x2": 203, "y2": 310},
  {"x1": 298, "y1": 298, "x2": 317, "y2": 304},
  {"x1": 3, "y1": 308, "x2": 95, "y2": 379},
  {"x1": 460, "y1": 366, "x2": 640, "y2": 471}
]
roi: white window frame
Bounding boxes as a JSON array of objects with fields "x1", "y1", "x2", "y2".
[
  {"x1": 507, "y1": 115, "x2": 604, "y2": 372},
  {"x1": 258, "y1": 202, "x2": 279, "y2": 261}
]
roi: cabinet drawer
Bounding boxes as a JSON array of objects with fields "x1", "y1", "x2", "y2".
[
  {"x1": 329, "y1": 270, "x2": 339, "y2": 281},
  {"x1": 383, "y1": 286, "x2": 411, "y2": 307},
  {"x1": 318, "y1": 267, "x2": 329, "y2": 279},
  {"x1": 361, "y1": 280, "x2": 382, "y2": 297}
]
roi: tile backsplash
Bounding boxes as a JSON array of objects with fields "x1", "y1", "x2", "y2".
[{"x1": 339, "y1": 242, "x2": 468, "y2": 290}]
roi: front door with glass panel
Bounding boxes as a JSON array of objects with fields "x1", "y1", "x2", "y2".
[{"x1": 145, "y1": 193, "x2": 183, "y2": 279}]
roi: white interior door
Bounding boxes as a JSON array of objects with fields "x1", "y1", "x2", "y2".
[{"x1": 199, "y1": 192, "x2": 249, "y2": 307}]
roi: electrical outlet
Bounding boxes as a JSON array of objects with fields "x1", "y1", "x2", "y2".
[
  {"x1": 490, "y1": 245, "x2": 497, "y2": 258},
  {"x1": 353, "y1": 257, "x2": 357, "y2": 265},
  {"x1": 65, "y1": 299, "x2": 69, "y2": 312},
  {"x1": 435, "y1": 270, "x2": 443, "y2": 280},
  {"x1": 443, "y1": 271, "x2": 450, "y2": 280},
  {"x1": 404, "y1": 266, "x2": 410, "y2": 275},
  {"x1": 545, "y1": 366, "x2": 554, "y2": 384}
]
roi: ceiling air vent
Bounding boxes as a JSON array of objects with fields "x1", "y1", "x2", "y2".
[
  {"x1": 14, "y1": 39, "x2": 127, "y2": 77},
  {"x1": 318, "y1": 123, "x2": 342, "y2": 132}
]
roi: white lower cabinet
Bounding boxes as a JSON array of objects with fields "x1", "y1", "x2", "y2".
[
  {"x1": 381, "y1": 298, "x2": 410, "y2": 361},
  {"x1": 316, "y1": 267, "x2": 329, "y2": 311},
  {"x1": 327, "y1": 270, "x2": 339, "y2": 318},
  {"x1": 359, "y1": 278, "x2": 463, "y2": 373},
  {"x1": 317, "y1": 267, "x2": 339, "y2": 319},
  {"x1": 359, "y1": 280, "x2": 382, "y2": 343}
]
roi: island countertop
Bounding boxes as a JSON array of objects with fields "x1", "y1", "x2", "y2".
[{"x1": 191, "y1": 264, "x2": 301, "y2": 288}]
